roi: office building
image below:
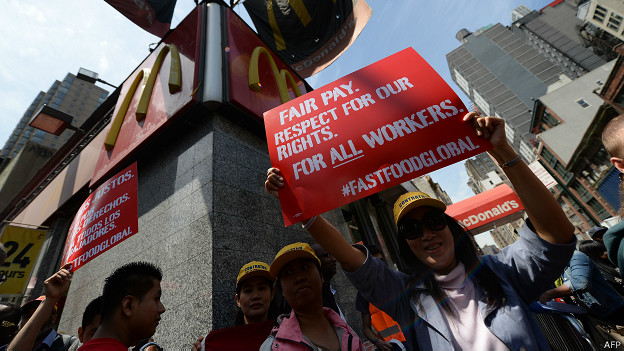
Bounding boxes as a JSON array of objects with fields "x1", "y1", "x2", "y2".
[
  {"x1": 0, "y1": 69, "x2": 108, "y2": 159},
  {"x1": 531, "y1": 60, "x2": 618, "y2": 228},
  {"x1": 512, "y1": 1, "x2": 607, "y2": 78},
  {"x1": 511, "y1": 5, "x2": 532, "y2": 22},
  {"x1": 0, "y1": 69, "x2": 108, "y2": 215},
  {"x1": 465, "y1": 152, "x2": 509, "y2": 194},
  {"x1": 447, "y1": 23, "x2": 566, "y2": 163},
  {"x1": 583, "y1": 0, "x2": 624, "y2": 42},
  {"x1": 410, "y1": 175, "x2": 453, "y2": 205},
  {"x1": 490, "y1": 223, "x2": 521, "y2": 249},
  {"x1": 481, "y1": 244, "x2": 500, "y2": 255},
  {"x1": 463, "y1": 153, "x2": 522, "y2": 249}
]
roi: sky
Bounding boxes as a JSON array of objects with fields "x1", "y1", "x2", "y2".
[{"x1": 0, "y1": 0, "x2": 555, "y2": 246}]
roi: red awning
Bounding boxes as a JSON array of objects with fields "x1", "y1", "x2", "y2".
[{"x1": 445, "y1": 184, "x2": 524, "y2": 234}]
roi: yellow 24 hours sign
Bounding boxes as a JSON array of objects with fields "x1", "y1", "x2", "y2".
[{"x1": 0, "y1": 226, "x2": 46, "y2": 295}]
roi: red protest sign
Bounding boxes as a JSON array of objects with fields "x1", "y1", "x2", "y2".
[
  {"x1": 61, "y1": 163, "x2": 138, "y2": 271},
  {"x1": 264, "y1": 48, "x2": 492, "y2": 226}
]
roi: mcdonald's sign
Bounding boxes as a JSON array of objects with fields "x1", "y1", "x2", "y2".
[
  {"x1": 91, "y1": 5, "x2": 305, "y2": 186},
  {"x1": 104, "y1": 44, "x2": 181, "y2": 151},
  {"x1": 91, "y1": 7, "x2": 201, "y2": 187},
  {"x1": 226, "y1": 9, "x2": 308, "y2": 120}
]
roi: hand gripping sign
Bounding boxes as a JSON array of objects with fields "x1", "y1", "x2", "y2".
[
  {"x1": 61, "y1": 163, "x2": 139, "y2": 271},
  {"x1": 264, "y1": 48, "x2": 492, "y2": 226}
]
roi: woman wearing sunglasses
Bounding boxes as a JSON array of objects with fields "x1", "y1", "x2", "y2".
[{"x1": 265, "y1": 113, "x2": 576, "y2": 351}]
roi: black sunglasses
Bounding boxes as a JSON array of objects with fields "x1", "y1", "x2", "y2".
[{"x1": 398, "y1": 211, "x2": 447, "y2": 240}]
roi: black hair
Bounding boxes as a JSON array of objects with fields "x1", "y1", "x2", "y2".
[
  {"x1": 101, "y1": 262, "x2": 162, "y2": 322},
  {"x1": 0, "y1": 303, "x2": 20, "y2": 346},
  {"x1": 578, "y1": 240, "x2": 622, "y2": 289},
  {"x1": 398, "y1": 212, "x2": 505, "y2": 317},
  {"x1": 0, "y1": 303, "x2": 21, "y2": 324},
  {"x1": 578, "y1": 240, "x2": 606, "y2": 261},
  {"x1": 81, "y1": 296, "x2": 103, "y2": 329}
]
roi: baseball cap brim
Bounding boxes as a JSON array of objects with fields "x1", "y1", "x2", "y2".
[
  {"x1": 395, "y1": 198, "x2": 446, "y2": 225},
  {"x1": 237, "y1": 270, "x2": 274, "y2": 290},
  {"x1": 270, "y1": 249, "x2": 320, "y2": 278},
  {"x1": 21, "y1": 295, "x2": 46, "y2": 311}
]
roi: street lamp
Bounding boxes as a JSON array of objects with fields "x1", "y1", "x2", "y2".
[
  {"x1": 76, "y1": 68, "x2": 118, "y2": 89},
  {"x1": 29, "y1": 105, "x2": 83, "y2": 135}
]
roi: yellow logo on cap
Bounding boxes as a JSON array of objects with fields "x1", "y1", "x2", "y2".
[
  {"x1": 399, "y1": 194, "x2": 429, "y2": 208},
  {"x1": 245, "y1": 264, "x2": 268, "y2": 273}
]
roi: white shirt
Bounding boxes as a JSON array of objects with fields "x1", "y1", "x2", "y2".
[{"x1": 435, "y1": 262, "x2": 509, "y2": 351}]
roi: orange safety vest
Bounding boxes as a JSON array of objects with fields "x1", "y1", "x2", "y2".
[{"x1": 369, "y1": 303, "x2": 406, "y2": 342}]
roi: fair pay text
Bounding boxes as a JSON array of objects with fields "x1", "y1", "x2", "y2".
[{"x1": 271, "y1": 76, "x2": 472, "y2": 182}]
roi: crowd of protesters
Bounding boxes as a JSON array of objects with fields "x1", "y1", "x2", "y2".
[{"x1": 2, "y1": 112, "x2": 624, "y2": 350}]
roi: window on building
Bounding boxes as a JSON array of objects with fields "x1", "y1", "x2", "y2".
[
  {"x1": 539, "y1": 110, "x2": 561, "y2": 132},
  {"x1": 588, "y1": 198, "x2": 609, "y2": 219},
  {"x1": 554, "y1": 162, "x2": 568, "y2": 178},
  {"x1": 541, "y1": 147, "x2": 557, "y2": 167},
  {"x1": 576, "y1": 99, "x2": 590, "y2": 108},
  {"x1": 571, "y1": 180, "x2": 591, "y2": 202},
  {"x1": 595, "y1": 147, "x2": 611, "y2": 167},
  {"x1": 519, "y1": 140, "x2": 535, "y2": 162},
  {"x1": 473, "y1": 90, "x2": 490, "y2": 116},
  {"x1": 608, "y1": 12, "x2": 623, "y2": 31},
  {"x1": 453, "y1": 69, "x2": 471, "y2": 95},
  {"x1": 594, "y1": 5, "x2": 607, "y2": 23}
]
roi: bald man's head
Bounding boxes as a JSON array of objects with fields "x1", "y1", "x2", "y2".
[{"x1": 602, "y1": 115, "x2": 624, "y2": 172}]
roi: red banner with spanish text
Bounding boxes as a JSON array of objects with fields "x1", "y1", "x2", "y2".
[
  {"x1": 264, "y1": 48, "x2": 492, "y2": 226},
  {"x1": 61, "y1": 163, "x2": 139, "y2": 271}
]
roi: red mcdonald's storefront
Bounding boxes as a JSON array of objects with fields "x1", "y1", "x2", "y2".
[
  {"x1": 0, "y1": 2, "x2": 437, "y2": 347},
  {"x1": 0, "y1": 3, "x2": 369, "y2": 347}
]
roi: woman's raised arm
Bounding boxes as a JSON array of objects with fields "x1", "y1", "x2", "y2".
[
  {"x1": 464, "y1": 112, "x2": 575, "y2": 244},
  {"x1": 265, "y1": 168, "x2": 366, "y2": 272}
]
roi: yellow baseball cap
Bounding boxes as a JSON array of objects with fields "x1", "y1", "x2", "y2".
[
  {"x1": 236, "y1": 261, "x2": 274, "y2": 290},
  {"x1": 393, "y1": 191, "x2": 446, "y2": 226},
  {"x1": 270, "y1": 242, "x2": 321, "y2": 277}
]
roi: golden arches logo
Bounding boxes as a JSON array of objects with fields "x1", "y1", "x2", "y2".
[
  {"x1": 248, "y1": 46, "x2": 302, "y2": 104},
  {"x1": 104, "y1": 44, "x2": 182, "y2": 151}
]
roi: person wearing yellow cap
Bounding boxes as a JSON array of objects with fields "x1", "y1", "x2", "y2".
[
  {"x1": 266, "y1": 113, "x2": 576, "y2": 351},
  {"x1": 189, "y1": 261, "x2": 276, "y2": 351},
  {"x1": 234, "y1": 261, "x2": 276, "y2": 326},
  {"x1": 259, "y1": 243, "x2": 363, "y2": 351}
]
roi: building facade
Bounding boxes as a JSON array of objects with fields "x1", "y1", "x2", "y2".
[
  {"x1": 463, "y1": 152, "x2": 522, "y2": 249},
  {"x1": 447, "y1": 23, "x2": 566, "y2": 163},
  {"x1": 583, "y1": 0, "x2": 624, "y2": 42},
  {"x1": 465, "y1": 152, "x2": 509, "y2": 194},
  {"x1": 410, "y1": 175, "x2": 453, "y2": 205},
  {"x1": 531, "y1": 60, "x2": 618, "y2": 230},
  {"x1": 490, "y1": 223, "x2": 521, "y2": 249},
  {"x1": 0, "y1": 5, "x2": 457, "y2": 347},
  {"x1": 511, "y1": 0, "x2": 607, "y2": 78},
  {"x1": 0, "y1": 70, "x2": 109, "y2": 214},
  {"x1": 0, "y1": 69, "x2": 108, "y2": 159}
]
